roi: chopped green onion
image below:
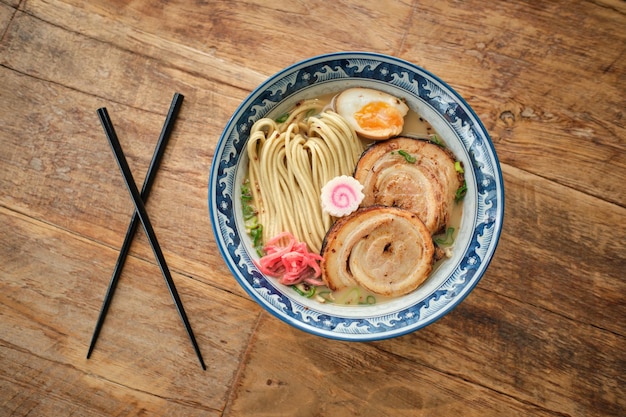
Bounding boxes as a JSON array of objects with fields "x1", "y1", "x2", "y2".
[
  {"x1": 398, "y1": 150, "x2": 416, "y2": 164},
  {"x1": 244, "y1": 216, "x2": 258, "y2": 230},
  {"x1": 250, "y1": 224, "x2": 263, "y2": 251},
  {"x1": 242, "y1": 204, "x2": 256, "y2": 220},
  {"x1": 241, "y1": 178, "x2": 264, "y2": 256},
  {"x1": 435, "y1": 227, "x2": 455, "y2": 246},
  {"x1": 430, "y1": 134, "x2": 445, "y2": 147},
  {"x1": 360, "y1": 295, "x2": 376, "y2": 305},
  {"x1": 275, "y1": 113, "x2": 289, "y2": 123},
  {"x1": 316, "y1": 290, "x2": 334, "y2": 303},
  {"x1": 455, "y1": 180, "x2": 467, "y2": 202},
  {"x1": 299, "y1": 283, "x2": 313, "y2": 297},
  {"x1": 455, "y1": 161, "x2": 464, "y2": 174},
  {"x1": 293, "y1": 283, "x2": 316, "y2": 298}
]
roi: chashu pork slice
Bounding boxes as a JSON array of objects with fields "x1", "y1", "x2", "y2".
[
  {"x1": 321, "y1": 206, "x2": 435, "y2": 297},
  {"x1": 353, "y1": 137, "x2": 462, "y2": 235}
]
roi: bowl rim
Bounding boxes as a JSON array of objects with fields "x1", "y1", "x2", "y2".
[{"x1": 209, "y1": 51, "x2": 505, "y2": 341}]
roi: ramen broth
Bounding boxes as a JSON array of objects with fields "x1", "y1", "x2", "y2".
[{"x1": 248, "y1": 90, "x2": 465, "y2": 305}]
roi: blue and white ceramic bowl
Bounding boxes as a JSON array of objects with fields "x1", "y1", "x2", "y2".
[{"x1": 209, "y1": 52, "x2": 504, "y2": 341}]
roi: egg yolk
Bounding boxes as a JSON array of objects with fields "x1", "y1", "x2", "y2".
[{"x1": 354, "y1": 101, "x2": 403, "y2": 131}]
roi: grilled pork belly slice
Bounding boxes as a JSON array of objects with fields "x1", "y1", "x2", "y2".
[
  {"x1": 353, "y1": 137, "x2": 462, "y2": 235},
  {"x1": 320, "y1": 206, "x2": 435, "y2": 297}
]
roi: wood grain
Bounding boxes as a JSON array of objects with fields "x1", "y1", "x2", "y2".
[
  {"x1": 225, "y1": 314, "x2": 564, "y2": 417},
  {"x1": 0, "y1": 207, "x2": 259, "y2": 415},
  {"x1": 396, "y1": 1, "x2": 626, "y2": 206},
  {"x1": 0, "y1": 49, "x2": 242, "y2": 294},
  {"x1": 1, "y1": 0, "x2": 624, "y2": 416},
  {"x1": 20, "y1": 0, "x2": 626, "y2": 208},
  {"x1": 487, "y1": 164, "x2": 626, "y2": 334},
  {"x1": 0, "y1": 2, "x2": 15, "y2": 35}
]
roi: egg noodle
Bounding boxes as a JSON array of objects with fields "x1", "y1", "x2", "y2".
[{"x1": 246, "y1": 100, "x2": 365, "y2": 253}]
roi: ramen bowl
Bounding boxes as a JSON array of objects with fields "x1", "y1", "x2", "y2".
[{"x1": 209, "y1": 52, "x2": 504, "y2": 341}]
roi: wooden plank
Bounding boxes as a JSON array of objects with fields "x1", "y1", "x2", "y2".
[
  {"x1": 373, "y1": 290, "x2": 625, "y2": 417},
  {"x1": 0, "y1": 2, "x2": 16, "y2": 36},
  {"x1": 223, "y1": 286, "x2": 625, "y2": 416},
  {"x1": 222, "y1": 163, "x2": 625, "y2": 416},
  {"x1": 396, "y1": 0, "x2": 626, "y2": 207},
  {"x1": 17, "y1": 1, "x2": 626, "y2": 207},
  {"x1": 0, "y1": 0, "x2": 19, "y2": 10},
  {"x1": 0, "y1": 206, "x2": 261, "y2": 415},
  {"x1": 1, "y1": 1, "x2": 624, "y2": 416},
  {"x1": 0, "y1": 62, "x2": 243, "y2": 296},
  {"x1": 487, "y1": 164, "x2": 626, "y2": 335},
  {"x1": 2, "y1": 346, "x2": 220, "y2": 417},
  {"x1": 4, "y1": 50, "x2": 622, "y2": 336},
  {"x1": 0, "y1": 9, "x2": 251, "y2": 119},
  {"x1": 23, "y1": 0, "x2": 413, "y2": 78},
  {"x1": 224, "y1": 313, "x2": 573, "y2": 417}
]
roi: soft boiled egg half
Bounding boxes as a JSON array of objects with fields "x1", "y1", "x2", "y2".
[{"x1": 334, "y1": 87, "x2": 409, "y2": 140}]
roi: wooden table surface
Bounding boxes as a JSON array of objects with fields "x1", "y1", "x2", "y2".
[{"x1": 1, "y1": 1, "x2": 624, "y2": 416}]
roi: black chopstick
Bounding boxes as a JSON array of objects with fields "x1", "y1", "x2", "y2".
[
  {"x1": 87, "y1": 93, "x2": 184, "y2": 360},
  {"x1": 94, "y1": 105, "x2": 206, "y2": 370}
]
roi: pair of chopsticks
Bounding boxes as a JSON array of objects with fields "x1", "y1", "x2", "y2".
[{"x1": 87, "y1": 93, "x2": 206, "y2": 370}]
